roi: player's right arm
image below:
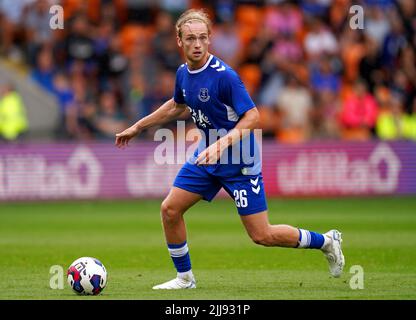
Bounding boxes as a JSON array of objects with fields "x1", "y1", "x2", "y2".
[{"x1": 115, "y1": 98, "x2": 188, "y2": 148}]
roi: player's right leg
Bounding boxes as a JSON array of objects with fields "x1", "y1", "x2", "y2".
[
  {"x1": 153, "y1": 162, "x2": 221, "y2": 290},
  {"x1": 160, "y1": 187, "x2": 202, "y2": 245},
  {"x1": 152, "y1": 187, "x2": 202, "y2": 290}
]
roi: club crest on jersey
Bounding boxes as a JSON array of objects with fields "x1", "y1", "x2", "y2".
[{"x1": 198, "y1": 88, "x2": 210, "y2": 102}]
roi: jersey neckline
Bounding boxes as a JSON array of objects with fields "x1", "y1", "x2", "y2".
[{"x1": 186, "y1": 54, "x2": 214, "y2": 74}]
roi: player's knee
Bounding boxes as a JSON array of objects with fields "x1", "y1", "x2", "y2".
[
  {"x1": 160, "y1": 200, "x2": 182, "y2": 223},
  {"x1": 250, "y1": 230, "x2": 273, "y2": 247}
]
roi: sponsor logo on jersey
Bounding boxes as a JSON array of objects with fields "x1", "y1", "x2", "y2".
[{"x1": 187, "y1": 107, "x2": 211, "y2": 128}]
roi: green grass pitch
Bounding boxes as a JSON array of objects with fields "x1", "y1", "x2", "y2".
[{"x1": 0, "y1": 197, "x2": 415, "y2": 300}]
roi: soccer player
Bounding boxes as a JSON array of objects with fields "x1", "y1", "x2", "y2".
[{"x1": 115, "y1": 9, "x2": 345, "y2": 289}]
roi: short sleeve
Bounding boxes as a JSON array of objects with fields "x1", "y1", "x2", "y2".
[
  {"x1": 173, "y1": 66, "x2": 185, "y2": 104},
  {"x1": 219, "y1": 70, "x2": 256, "y2": 116}
]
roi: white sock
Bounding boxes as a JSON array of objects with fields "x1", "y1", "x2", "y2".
[{"x1": 177, "y1": 270, "x2": 194, "y2": 280}]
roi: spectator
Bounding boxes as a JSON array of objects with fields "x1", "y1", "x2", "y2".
[
  {"x1": 64, "y1": 14, "x2": 95, "y2": 68},
  {"x1": 52, "y1": 72, "x2": 75, "y2": 136},
  {"x1": 128, "y1": 33, "x2": 159, "y2": 91},
  {"x1": 97, "y1": 34, "x2": 129, "y2": 91},
  {"x1": 364, "y1": 5, "x2": 390, "y2": 48},
  {"x1": 311, "y1": 89, "x2": 341, "y2": 139},
  {"x1": 304, "y1": 18, "x2": 338, "y2": 61},
  {"x1": 77, "y1": 102, "x2": 99, "y2": 140},
  {"x1": 242, "y1": 29, "x2": 274, "y2": 66},
  {"x1": 30, "y1": 47, "x2": 56, "y2": 93},
  {"x1": 0, "y1": 0, "x2": 34, "y2": 57},
  {"x1": 211, "y1": 19, "x2": 241, "y2": 67},
  {"x1": 381, "y1": 15, "x2": 408, "y2": 68},
  {"x1": 53, "y1": 73, "x2": 74, "y2": 111},
  {"x1": 339, "y1": 79, "x2": 379, "y2": 140},
  {"x1": 127, "y1": 72, "x2": 146, "y2": 119},
  {"x1": 402, "y1": 97, "x2": 416, "y2": 140},
  {"x1": 339, "y1": 26, "x2": 366, "y2": 83},
  {"x1": 300, "y1": 0, "x2": 330, "y2": 18},
  {"x1": 124, "y1": 0, "x2": 155, "y2": 25},
  {"x1": 398, "y1": 46, "x2": 416, "y2": 112},
  {"x1": 159, "y1": 0, "x2": 189, "y2": 20},
  {"x1": 359, "y1": 37, "x2": 384, "y2": 92},
  {"x1": 310, "y1": 56, "x2": 341, "y2": 94},
  {"x1": 376, "y1": 93, "x2": 405, "y2": 140},
  {"x1": 94, "y1": 91, "x2": 128, "y2": 139},
  {"x1": 140, "y1": 69, "x2": 176, "y2": 130},
  {"x1": 390, "y1": 70, "x2": 413, "y2": 110},
  {"x1": 264, "y1": 1, "x2": 303, "y2": 37},
  {"x1": 94, "y1": 20, "x2": 116, "y2": 69},
  {"x1": 24, "y1": 0, "x2": 54, "y2": 65},
  {"x1": 395, "y1": 0, "x2": 416, "y2": 46},
  {"x1": 152, "y1": 11, "x2": 182, "y2": 72},
  {"x1": 64, "y1": 75, "x2": 95, "y2": 139},
  {"x1": 271, "y1": 32, "x2": 303, "y2": 63},
  {"x1": 212, "y1": 0, "x2": 235, "y2": 23},
  {"x1": 275, "y1": 75, "x2": 313, "y2": 142},
  {"x1": 0, "y1": 83, "x2": 28, "y2": 141},
  {"x1": 257, "y1": 70, "x2": 285, "y2": 108}
]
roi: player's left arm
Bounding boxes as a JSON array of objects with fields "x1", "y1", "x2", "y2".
[{"x1": 195, "y1": 107, "x2": 259, "y2": 165}]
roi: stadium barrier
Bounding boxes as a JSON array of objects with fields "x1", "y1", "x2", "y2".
[{"x1": 0, "y1": 141, "x2": 415, "y2": 201}]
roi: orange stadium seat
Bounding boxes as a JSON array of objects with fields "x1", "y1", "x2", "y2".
[
  {"x1": 236, "y1": 5, "x2": 264, "y2": 28},
  {"x1": 235, "y1": 5, "x2": 264, "y2": 47},
  {"x1": 62, "y1": 0, "x2": 83, "y2": 19},
  {"x1": 62, "y1": 0, "x2": 95, "y2": 21},
  {"x1": 238, "y1": 64, "x2": 262, "y2": 96},
  {"x1": 119, "y1": 24, "x2": 154, "y2": 56},
  {"x1": 276, "y1": 127, "x2": 307, "y2": 144},
  {"x1": 341, "y1": 127, "x2": 371, "y2": 141}
]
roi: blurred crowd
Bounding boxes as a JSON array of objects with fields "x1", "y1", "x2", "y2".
[{"x1": 0, "y1": 0, "x2": 415, "y2": 143}]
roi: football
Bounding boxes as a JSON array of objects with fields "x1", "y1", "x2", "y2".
[{"x1": 67, "y1": 257, "x2": 107, "y2": 295}]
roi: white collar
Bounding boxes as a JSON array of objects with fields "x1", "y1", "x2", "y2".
[{"x1": 186, "y1": 54, "x2": 214, "y2": 74}]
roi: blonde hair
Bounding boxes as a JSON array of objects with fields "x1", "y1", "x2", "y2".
[{"x1": 175, "y1": 9, "x2": 212, "y2": 39}]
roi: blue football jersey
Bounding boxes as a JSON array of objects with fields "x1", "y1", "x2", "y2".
[{"x1": 173, "y1": 54, "x2": 261, "y2": 176}]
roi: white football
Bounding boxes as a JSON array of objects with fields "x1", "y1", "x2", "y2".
[{"x1": 67, "y1": 257, "x2": 107, "y2": 295}]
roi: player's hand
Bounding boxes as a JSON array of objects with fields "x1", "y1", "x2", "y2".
[
  {"x1": 195, "y1": 142, "x2": 226, "y2": 165},
  {"x1": 115, "y1": 126, "x2": 141, "y2": 148}
]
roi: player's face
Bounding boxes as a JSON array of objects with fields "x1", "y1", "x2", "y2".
[{"x1": 177, "y1": 21, "x2": 210, "y2": 69}]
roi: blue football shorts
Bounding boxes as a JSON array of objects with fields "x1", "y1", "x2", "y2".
[{"x1": 173, "y1": 162, "x2": 268, "y2": 215}]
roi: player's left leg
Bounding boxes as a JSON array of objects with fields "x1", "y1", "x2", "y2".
[
  {"x1": 239, "y1": 211, "x2": 299, "y2": 247},
  {"x1": 222, "y1": 174, "x2": 345, "y2": 277},
  {"x1": 240, "y1": 211, "x2": 345, "y2": 277}
]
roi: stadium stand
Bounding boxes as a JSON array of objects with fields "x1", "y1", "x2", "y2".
[{"x1": 0, "y1": 0, "x2": 415, "y2": 143}]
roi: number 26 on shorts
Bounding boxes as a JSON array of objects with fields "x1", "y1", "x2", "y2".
[{"x1": 233, "y1": 190, "x2": 248, "y2": 208}]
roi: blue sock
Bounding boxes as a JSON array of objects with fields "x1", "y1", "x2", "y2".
[
  {"x1": 297, "y1": 229, "x2": 325, "y2": 249},
  {"x1": 167, "y1": 241, "x2": 192, "y2": 273}
]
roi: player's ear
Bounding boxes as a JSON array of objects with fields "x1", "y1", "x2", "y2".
[{"x1": 177, "y1": 36, "x2": 183, "y2": 48}]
